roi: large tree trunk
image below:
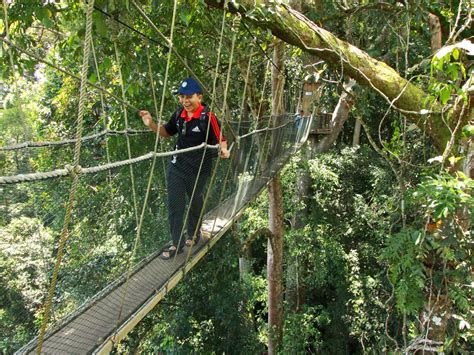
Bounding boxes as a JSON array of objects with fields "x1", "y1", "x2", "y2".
[
  {"x1": 267, "y1": 39, "x2": 285, "y2": 355},
  {"x1": 204, "y1": 0, "x2": 466, "y2": 153}
]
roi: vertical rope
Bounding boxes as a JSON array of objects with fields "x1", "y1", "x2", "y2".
[
  {"x1": 146, "y1": 46, "x2": 168, "y2": 182},
  {"x1": 174, "y1": 0, "x2": 230, "y2": 259},
  {"x1": 113, "y1": 0, "x2": 179, "y2": 338},
  {"x1": 36, "y1": 1, "x2": 95, "y2": 352},
  {"x1": 113, "y1": 41, "x2": 140, "y2": 227},
  {"x1": 184, "y1": 10, "x2": 240, "y2": 262},
  {"x1": 91, "y1": 39, "x2": 120, "y2": 244},
  {"x1": 205, "y1": 15, "x2": 245, "y2": 238}
]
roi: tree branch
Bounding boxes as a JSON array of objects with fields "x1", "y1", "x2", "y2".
[
  {"x1": 242, "y1": 227, "x2": 274, "y2": 254},
  {"x1": 204, "y1": 0, "x2": 463, "y2": 152}
]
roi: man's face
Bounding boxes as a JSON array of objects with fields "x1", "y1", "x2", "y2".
[{"x1": 179, "y1": 93, "x2": 202, "y2": 114}]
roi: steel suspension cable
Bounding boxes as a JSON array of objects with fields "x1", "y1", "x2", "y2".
[{"x1": 35, "y1": 1, "x2": 96, "y2": 353}]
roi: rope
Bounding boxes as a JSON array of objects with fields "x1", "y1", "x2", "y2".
[
  {"x1": 0, "y1": 144, "x2": 220, "y2": 184},
  {"x1": 113, "y1": 41, "x2": 140, "y2": 227},
  {"x1": 91, "y1": 37, "x2": 120, "y2": 250},
  {"x1": 206, "y1": 34, "x2": 255, "y2": 240},
  {"x1": 0, "y1": 129, "x2": 150, "y2": 151},
  {"x1": 0, "y1": 119, "x2": 295, "y2": 185},
  {"x1": 241, "y1": 21, "x2": 288, "y2": 80},
  {"x1": 35, "y1": 1, "x2": 96, "y2": 353},
  {"x1": 113, "y1": 0, "x2": 180, "y2": 336},
  {"x1": 130, "y1": 0, "x2": 238, "y2": 141},
  {"x1": 93, "y1": 5, "x2": 169, "y2": 51},
  {"x1": 146, "y1": 47, "x2": 168, "y2": 182},
  {"x1": 178, "y1": 0, "x2": 232, "y2": 261},
  {"x1": 130, "y1": 0, "x2": 208, "y2": 97},
  {"x1": 0, "y1": 36, "x2": 140, "y2": 112}
]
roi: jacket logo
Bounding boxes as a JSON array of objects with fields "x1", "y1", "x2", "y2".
[{"x1": 191, "y1": 126, "x2": 201, "y2": 133}]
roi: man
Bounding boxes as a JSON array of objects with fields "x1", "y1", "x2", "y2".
[{"x1": 139, "y1": 77, "x2": 230, "y2": 259}]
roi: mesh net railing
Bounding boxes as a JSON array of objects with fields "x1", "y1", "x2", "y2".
[
  {"x1": 1, "y1": 1, "x2": 312, "y2": 353},
  {"x1": 3, "y1": 114, "x2": 312, "y2": 354}
]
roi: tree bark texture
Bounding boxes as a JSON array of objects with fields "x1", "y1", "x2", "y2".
[
  {"x1": 267, "y1": 39, "x2": 285, "y2": 355},
  {"x1": 428, "y1": 13, "x2": 442, "y2": 53},
  {"x1": 352, "y1": 117, "x2": 362, "y2": 147},
  {"x1": 204, "y1": 0, "x2": 462, "y2": 152},
  {"x1": 267, "y1": 176, "x2": 284, "y2": 354},
  {"x1": 316, "y1": 79, "x2": 356, "y2": 151}
]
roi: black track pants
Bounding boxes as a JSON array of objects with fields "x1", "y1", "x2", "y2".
[{"x1": 167, "y1": 167, "x2": 209, "y2": 249}]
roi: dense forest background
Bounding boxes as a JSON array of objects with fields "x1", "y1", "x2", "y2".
[{"x1": 1, "y1": 0, "x2": 472, "y2": 353}]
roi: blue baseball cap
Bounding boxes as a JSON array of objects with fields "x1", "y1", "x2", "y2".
[{"x1": 175, "y1": 77, "x2": 203, "y2": 95}]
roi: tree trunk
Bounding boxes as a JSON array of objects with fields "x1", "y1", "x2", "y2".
[
  {"x1": 267, "y1": 39, "x2": 285, "y2": 355},
  {"x1": 316, "y1": 79, "x2": 356, "y2": 151},
  {"x1": 428, "y1": 13, "x2": 442, "y2": 53},
  {"x1": 204, "y1": 0, "x2": 460, "y2": 152},
  {"x1": 352, "y1": 117, "x2": 362, "y2": 147},
  {"x1": 268, "y1": 176, "x2": 284, "y2": 354}
]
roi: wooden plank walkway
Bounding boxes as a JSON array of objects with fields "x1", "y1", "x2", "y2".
[{"x1": 17, "y1": 132, "x2": 304, "y2": 355}]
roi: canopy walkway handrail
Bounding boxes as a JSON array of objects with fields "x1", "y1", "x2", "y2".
[
  {"x1": 0, "y1": 118, "x2": 298, "y2": 185},
  {"x1": 0, "y1": 129, "x2": 151, "y2": 152}
]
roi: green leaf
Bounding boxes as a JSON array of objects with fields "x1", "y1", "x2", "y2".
[
  {"x1": 452, "y1": 48, "x2": 459, "y2": 60},
  {"x1": 93, "y1": 13, "x2": 108, "y2": 37},
  {"x1": 100, "y1": 57, "x2": 112, "y2": 72},
  {"x1": 42, "y1": 17, "x2": 54, "y2": 29},
  {"x1": 462, "y1": 124, "x2": 474, "y2": 138},
  {"x1": 440, "y1": 85, "x2": 451, "y2": 104},
  {"x1": 89, "y1": 72, "x2": 97, "y2": 84},
  {"x1": 436, "y1": 58, "x2": 444, "y2": 71}
]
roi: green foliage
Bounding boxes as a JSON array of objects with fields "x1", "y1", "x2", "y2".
[
  {"x1": 118, "y1": 235, "x2": 264, "y2": 353},
  {"x1": 0, "y1": 217, "x2": 54, "y2": 352},
  {"x1": 1, "y1": 0, "x2": 473, "y2": 353},
  {"x1": 282, "y1": 306, "x2": 324, "y2": 353},
  {"x1": 383, "y1": 170, "x2": 473, "y2": 348},
  {"x1": 429, "y1": 43, "x2": 469, "y2": 105}
]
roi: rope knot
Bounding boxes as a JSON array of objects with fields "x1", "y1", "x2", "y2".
[{"x1": 65, "y1": 164, "x2": 82, "y2": 177}]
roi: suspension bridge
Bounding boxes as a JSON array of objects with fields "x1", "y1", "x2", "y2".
[{"x1": 1, "y1": 1, "x2": 328, "y2": 353}]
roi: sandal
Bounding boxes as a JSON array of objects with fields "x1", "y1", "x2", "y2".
[
  {"x1": 160, "y1": 246, "x2": 183, "y2": 260},
  {"x1": 185, "y1": 234, "x2": 201, "y2": 247}
]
